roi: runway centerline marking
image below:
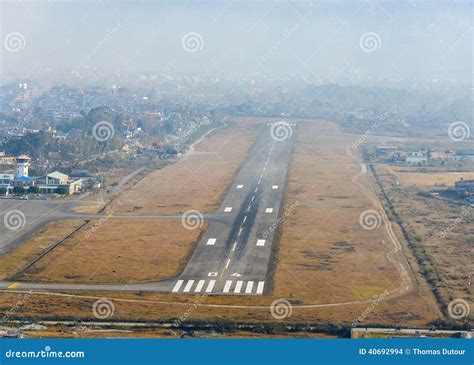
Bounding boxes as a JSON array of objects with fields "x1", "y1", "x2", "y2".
[
  {"x1": 243, "y1": 216, "x2": 247, "y2": 223},
  {"x1": 232, "y1": 242, "x2": 237, "y2": 251},
  {"x1": 255, "y1": 187, "x2": 258, "y2": 193},
  {"x1": 225, "y1": 258, "x2": 231, "y2": 270},
  {"x1": 238, "y1": 228, "x2": 243, "y2": 236},
  {"x1": 206, "y1": 238, "x2": 217, "y2": 246}
]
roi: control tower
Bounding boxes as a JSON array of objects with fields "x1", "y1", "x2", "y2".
[{"x1": 15, "y1": 155, "x2": 30, "y2": 178}]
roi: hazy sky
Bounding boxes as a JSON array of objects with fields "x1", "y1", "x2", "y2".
[{"x1": 0, "y1": 0, "x2": 472, "y2": 84}]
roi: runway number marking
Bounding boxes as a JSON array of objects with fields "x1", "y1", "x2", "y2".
[{"x1": 206, "y1": 238, "x2": 217, "y2": 245}]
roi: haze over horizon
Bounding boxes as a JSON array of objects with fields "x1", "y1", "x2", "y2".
[{"x1": 0, "y1": 0, "x2": 472, "y2": 86}]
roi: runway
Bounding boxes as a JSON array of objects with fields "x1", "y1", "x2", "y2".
[{"x1": 0, "y1": 122, "x2": 296, "y2": 296}]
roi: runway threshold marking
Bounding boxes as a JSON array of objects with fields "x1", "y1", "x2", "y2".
[
  {"x1": 195, "y1": 280, "x2": 205, "y2": 293},
  {"x1": 256, "y1": 281, "x2": 265, "y2": 294},
  {"x1": 172, "y1": 280, "x2": 184, "y2": 293},
  {"x1": 206, "y1": 280, "x2": 216, "y2": 293},
  {"x1": 183, "y1": 280, "x2": 194, "y2": 293},
  {"x1": 234, "y1": 281, "x2": 243, "y2": 293},
  {"x1": 245, "y1": 281, "x2": 254, "y2": 294},
  {"x1": 223, "y1": 280, "x2": 232, "y2": 293}
]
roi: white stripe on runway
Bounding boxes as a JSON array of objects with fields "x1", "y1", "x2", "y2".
[
  {"x1": 223, "y1": 280, "x2": 233, "y2": 293},
  {"x1": 245, "y1": 281, "x2": 254, "y2": 294},
  {"x1": 256, "y1": 281, "x2": 265, "y2": 294},
  {"x1": 256, "y1": 239, "x2": 266, "y2": 246},
  {"x1": 195, "y1": 280, "x2": 205, "y2": 293},
  {"x1": 224, "y1": 207, "x2": 233, "y2": 212},
  {"x1": 265, "y1": 208, "x2": 273, "y2": 213},
  {"x1": 272, "y1": 185, "x2": 279, "y2": 189},
  {"x1": 206, "y1": 280, "x2": 216, "y2": 293},
  {"x1": 237, "y1": 185, "x2": 244, "y2": 189},
  {"x1": 234, "y1": 281, "x2": 243, "y2": 293},
  {"x1": 183, "y1": 280, "x2": 194, "y2": 293},
  {"x1": 206, "y1": 238, "x2": 216, "y2": 245},
  {"x1": 172, "y1": 280, "x2": 184, "y2": 293}
]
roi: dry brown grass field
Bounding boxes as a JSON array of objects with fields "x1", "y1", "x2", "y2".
[
  {"x1": 374, "y1": 164, "x2": 473, "y2": 318},
  {"x1": 115, "y1": 119, "x2": 261, "y2": 215},
  {"x1": 14, "y1": 219, "x2": 204, "y2": 284},
  {"x1": 382, "y1": 165, "x2": 474, "y2": 188}
]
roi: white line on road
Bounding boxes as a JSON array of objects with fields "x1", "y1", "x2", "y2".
[
  {"x1": 256, "y1": 281, "x2": 265, "y2": 294},
  {"x1": 206, "y1": 238, "x2": 216, "y2": 245},
  {"x1": 171, "y1": 280, "x2": 184, "y2": 293},
  {"x1": 195, "y1": 280, "x2": 205, "y2": 293},
  {"x1": 234, "y1": 281, "x2": 243, "y2": 293},
  {"x1": 183, "y1": 280, "x2": 194, "y2": 293},
  {"x1": 223, "y1": 280, "x2": 232, "y2": 293},
  {"x1": 245, "y1": 281, "x2": 254, "y2": 294},
  {"x1": 206, "y1": 280, "x2": 216, "y2": 293}
]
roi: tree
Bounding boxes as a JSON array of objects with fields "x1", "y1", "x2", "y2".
[
  {"x1": 29, "y1": 185, "x2": 40, "y2": 194},
  {"x1": 12, "y1": 186, "x2": 25, "y2": 195}
]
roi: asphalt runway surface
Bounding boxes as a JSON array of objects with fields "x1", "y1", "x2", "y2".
[{"x1": 0, "y1": 122, "x2": 295, "y2": 295}]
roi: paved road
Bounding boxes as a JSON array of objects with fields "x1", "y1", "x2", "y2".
[{"x1": 0, "y1": 122, "x2": 296, "y2": 296}]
